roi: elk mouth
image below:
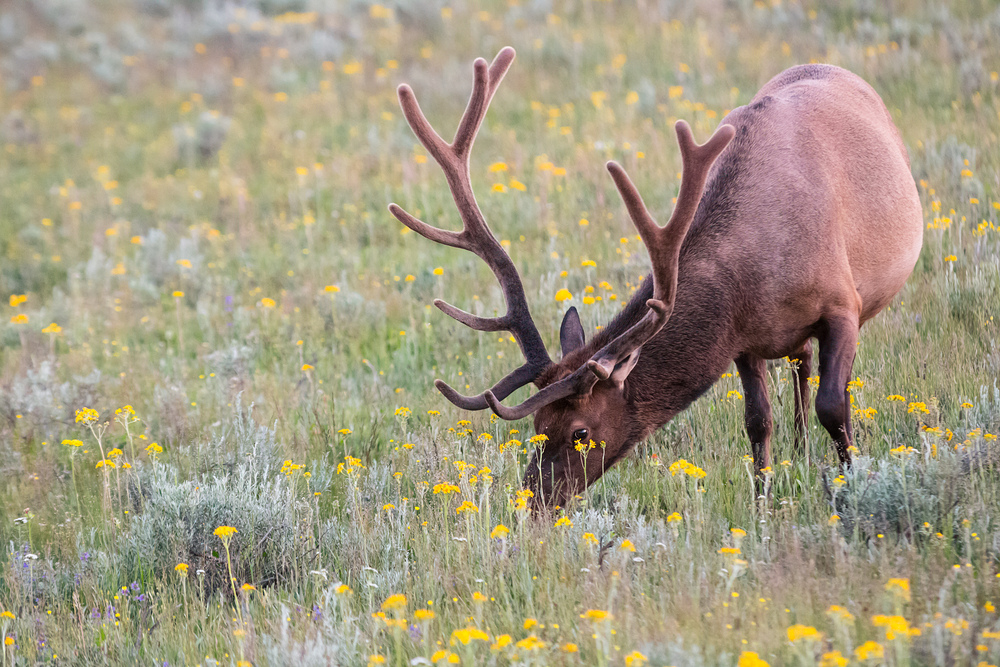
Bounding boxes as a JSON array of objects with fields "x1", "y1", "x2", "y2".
[
  {"x1": 521, "y1": 443, "x2": 635, "y2": 509},
  {"x1": 522, "y1": 449, "x2": 584, "y2": 509}
]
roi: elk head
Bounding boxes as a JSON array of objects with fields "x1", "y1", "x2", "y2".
[{"x1": 389, "y1": 47, "x2": 734, "y2": 507}]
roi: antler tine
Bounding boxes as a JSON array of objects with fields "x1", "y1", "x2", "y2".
[
  {"x1": 388, "y1": 204, "x2": 468, "y2": 250},
  {"x1": 485, "y1": 121, "x2": 734, "y2": 420},
  {"x1": 453, "y1": 47, "x2": 516, "y2": 158},
  {"x1": 396, "y1": 84, "x2": 450, "y2": 167},
  {"x1": 434, "y1": 298, "x2": 506, "y2": 332},
  {"x1": 603, "y1": 122, "x2": 734, "y2": 330},
  {"x1": 586, "y1": 299, "x2": 670, "y2": 379},
  {"x1": 485, "y1": 366, "x2": 599, "y2": 420},
  {"x1": 390, "y1": 47, "x2": 554, "y2": 413},
  {"x1": 608, "y1": 121, "x2": 736, "y2": 310},
  {"x1": 435, "y1": 360, "x2": 544, "y2": 411}
]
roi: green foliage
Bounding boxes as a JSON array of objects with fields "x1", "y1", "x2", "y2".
[{"x1": 119, "y1": 400, "x2": 307, "y2": 591}]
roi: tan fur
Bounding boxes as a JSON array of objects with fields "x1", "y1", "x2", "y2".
[
  {"x1": 391, "y1": 52, "x2": 923, "y2": 509},
  {"x1": 525, "y1": 65, "x2": 923, "y2": 507}
]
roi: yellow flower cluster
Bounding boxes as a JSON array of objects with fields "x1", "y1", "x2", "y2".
[
  {"x1": 580, "y1": 609, "x2": 612, "y2": 621},
  {"x1": 75, "y1": 407, "x2": 100, "y2": 424},
  {"x1": 855, "y1": 640, "x2": 884, "y2": 660},
  {"x1": 872, "y1": 614, "x2": 920, "y2": 639},
  {"x1": 738, "y1": 651, "x2": 770, "y2": 667},
  {"x1": 381, "y1": 593, "x2": 407, "y2": 611},
  {"x1": 214, "y1": 525, "x2": 238, "y2": 539},
  {"x1": 450, "y1": 626, "x2": 488, "y2": 645},
  {"x1": 455, "y1": 500, "x2": 479, "y2": 514},
  {"x1": 787, "y1": 624, "x2": 821, "y2": 642},
  {"x1": 336, "y1": 455, "x2": 364, "y2": 475},
  {"x1": 668, "y1": 458, "x2": 706, "y2": 479}
]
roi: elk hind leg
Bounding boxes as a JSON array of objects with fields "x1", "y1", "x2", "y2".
[
  {"x1": 736, "y1": 354, "x2": 773, "y2": 479},
  {"x1": 815, "y1": 315, "x2": 859, "y2": 464}
]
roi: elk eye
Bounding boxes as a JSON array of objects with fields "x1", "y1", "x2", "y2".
[{"x1": 572, "y1": 428, "x2": 589, "y2": 443}]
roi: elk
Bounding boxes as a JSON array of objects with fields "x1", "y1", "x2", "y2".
[{"x1": 389, "y1": 47, "x2": 923, "y2": 507}]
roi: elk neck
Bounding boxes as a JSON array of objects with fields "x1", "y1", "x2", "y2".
[{"x1": 559, "y1": 243, "x2": 741, "y2": 442}]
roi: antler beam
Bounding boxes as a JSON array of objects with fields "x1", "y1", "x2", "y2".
[
  {"x1": 389, "y1": 47, "x2": 553, "y2": 410},
  {"x1": 485, "y1": 120, "x2": 736, "y2": 418}
]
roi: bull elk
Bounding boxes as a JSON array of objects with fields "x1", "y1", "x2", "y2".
[{"x1": 389, "y1": 47, "x2": 923, "y2": 506}]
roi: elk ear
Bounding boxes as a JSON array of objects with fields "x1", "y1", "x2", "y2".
[
  {"x1": 559, "y1": 307, "x2": 585, "y2": 357},
  {"x1": 609, "y1": 348, "x2": 641, "y2": 388}
]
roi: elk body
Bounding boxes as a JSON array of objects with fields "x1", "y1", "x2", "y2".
[{"x1": 390, "y1": 48, "x2": 923, "y2": 507}]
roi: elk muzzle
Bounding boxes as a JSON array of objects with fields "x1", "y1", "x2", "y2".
[{"x1": 522, "y1": 448, "x2": 587, "y2": 509}]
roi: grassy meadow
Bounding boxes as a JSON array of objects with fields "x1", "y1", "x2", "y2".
[{"x1": 2, "y1": 0, "x2": 1000, "y2": 664}]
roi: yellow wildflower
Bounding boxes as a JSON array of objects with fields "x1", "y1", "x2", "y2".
[
  {"x1": 872, "y1": 614, "x2": 920, "y2": 639},
  {"x1": 214, "y1": 525, "x2": 238, "y2": 539},
  {"x1": 75, "y1": 407, "x2": 100, "y2": 424},
  {"x1": 827, "y1": 605, "x2": 854, "y2": 623},
  {"x1": 738, "y1": 651, "x2": 770, "y2": 667},
  {"x1": 885, "y1": 578, "x2": 911, "y2": 601},
  {"x1": 456, "y1": 500, "x2": 479, "y2": 514},
  {"x1": 787, "y1": 624, "x2": 821, "y2": 642},
  {"x1": 450, "y1": 626, "x2": 488, "y2": 645},
  {"x1": 515, "y1": 635, "x2": 545, "y2": 650},
  {"x1": 819, "y1": 650, "x2": 848, "y2": 667},
  {"x1": 624, "y1": 651, "x2": 648, "y2": 666},
  {"x1": 381, "y1": 594, "x2": 407, "y2": 611},
  {"x1": 855, "y1": 641, "x2": 885, "y2": 660}
]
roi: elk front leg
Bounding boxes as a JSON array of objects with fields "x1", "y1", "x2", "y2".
[
  {"x1": 788, "y1": 340, "x2": 813, "y2": 454},
  {"x1": 815, "y1": 315, "x2": 859, "y2": 464},
  {"x1": 736, "y1": 354, "x2": 773, "y2": 478}
]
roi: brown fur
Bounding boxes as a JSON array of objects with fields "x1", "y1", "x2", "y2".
[{"x1": 524, "y1": 64, "x2": 923, "y2": 506}]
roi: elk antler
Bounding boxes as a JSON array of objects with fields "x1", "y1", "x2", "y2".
[
  {"x1": 388, "y1": 47, "x2": 553, "y2": 410},
  {"x1": 485, "y1": 120, "x2": 736, "y2": 420}
]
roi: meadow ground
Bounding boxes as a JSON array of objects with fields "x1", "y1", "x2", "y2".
[{"x1": 1, "y1": 0, "x2": 1000, "y2": 665}]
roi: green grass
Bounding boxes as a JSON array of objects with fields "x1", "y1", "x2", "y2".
[{"x1": 1, "y1": 0, "x2": 1000, "y2": 665}]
